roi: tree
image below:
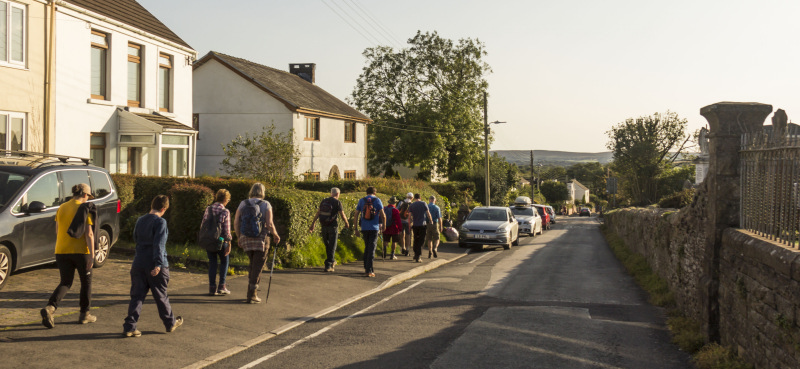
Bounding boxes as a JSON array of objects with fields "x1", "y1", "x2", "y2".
[
  {"x1": 566, "y1": 162, "x2": 607, "y2": 197},
  {"x1": 221, "y1": 125, "x2": 300, "y2": 187},
  {"x1": 539, "y1": 181, "x2": 569, "y2": 203},
  {"x1": 351, "y1": 31, "x2": 491, "y2": 178},
  {"x1": 606, "y1": 111, "x2": 690, "y2": 205},
  {"x1": 451, "y1": 153, "x2": 519, "y2": 206}
]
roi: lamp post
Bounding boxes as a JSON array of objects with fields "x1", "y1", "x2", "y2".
[{"x1": 483, "y1": 92, "x2": 506, "y2": 206}]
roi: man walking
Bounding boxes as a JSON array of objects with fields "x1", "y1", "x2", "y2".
[
  {"x1": 408, "y1": 193, "x2": 433, "y2": 263},
  {"x1": 426, "y1": 195, "x2": 443, "y2": 258},
  {"x1": 382, "y1": 196, "x2": 402, "y2": 259},
  {"x1": 354, "y1": 187, "x2": 385, "y2": 277},
  {"x1": 309, "y1": 187, "x2": 349, "y2": 272},
  {"x1": 398, "y1": 192, "x2": 413, "y2": 256},
  {"x1": 122, "y1": 195, "x2": 182, "y2": 337}
]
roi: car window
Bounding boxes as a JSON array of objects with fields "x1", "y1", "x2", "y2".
[
  {"x1": 13, "y1": 172, "x2": 60, "y2": 213},
  {"x1": 510, "y1": 207, "x2": 534, "y2": 216},
  {"x1": 59, "y1": 170, "x2": 91, "y2": 204},
  {"x1": 89, "y1": 171, "x2": 112, "y2": 198},
  {"x1": 0, "y1": 171, "x2": 30, "y2": 207},
  {"x1": 468, "y1": 209, "x2": 508, "y2": 221}
]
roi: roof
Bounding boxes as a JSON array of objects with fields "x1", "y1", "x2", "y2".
[
  {"x1": 63, "y1": 0, "x2": 192, "y2": 49},
  {"x1": 193, "y1": 51, "x2": 371, "y2": 123},
  {"x1": 132, "y1": 112, "x2": 195, "y2": 131},
  {"x1": 568, "y1": 179, "x2": 589, "y2": 191}
]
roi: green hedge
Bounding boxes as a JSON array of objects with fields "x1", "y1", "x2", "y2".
[
  {"x1": 168, "y1": 183, "x2": 214, "y2": 243},
  {"x1": 430, "y1": 181, "x2": 474, "y2": 205}
]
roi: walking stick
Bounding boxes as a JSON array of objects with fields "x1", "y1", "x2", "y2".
[
  {"x1": 264, "y1": 242, "x2": 277, "y2": 304},
  {"x1": 380, "y1": 233, "x2": 385, "y2": 262}
]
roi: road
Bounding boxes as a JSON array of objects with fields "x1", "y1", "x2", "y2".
[{"x1": 206, "y1": 216, "x2": 693, "y2": 369}]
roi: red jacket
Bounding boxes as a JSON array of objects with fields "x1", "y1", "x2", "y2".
[{"x1": 383, "y1": 205, "x2": 402, "y2": 235}]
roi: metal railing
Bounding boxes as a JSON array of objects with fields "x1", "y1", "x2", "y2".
[{"x1": 740, "y1": 131, "x2": 800, "y2": 248}]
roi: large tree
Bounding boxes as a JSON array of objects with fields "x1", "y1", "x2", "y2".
[
  {"x1": 606, "y1": 111, "x2": 690, "y2": 205},
  {"x1": 351, "y1": 31, "x2": 491, "y2": 178},
  {"x1": 221, "y1": 125, "x2": 300, "y2": 187},
  {"x1": 566, "y1": 162, "x2": 607, "y2": 197}
]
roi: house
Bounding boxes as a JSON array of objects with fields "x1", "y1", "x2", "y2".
[
  {"x1": 52, "y1": 0, "x2": 197, "y2": 176},
  {"x1": 0, "y1": 0, "x2": 48, "y2": 153},
  {"x1": 567, "y1": 179, "x2": 590, "y2": 204},
  {"x1": 192, "y1": 52, "x2": 371, "y2": 180}
]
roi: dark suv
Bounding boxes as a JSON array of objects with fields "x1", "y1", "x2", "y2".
[{"x1": 0, "y1": 151, "x2": 120, "y2": 290}]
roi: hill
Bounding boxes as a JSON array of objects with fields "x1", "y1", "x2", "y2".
[{"x1": 492, "y1": 150, "x2": 613, "y2": 167}]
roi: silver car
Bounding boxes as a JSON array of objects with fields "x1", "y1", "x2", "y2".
[
  {"x1": 458, "y1": 206, "x2": 520, "y2": 251},
  {"x1": 510, "y1": 205, "x2": 542, "y2": 237}
]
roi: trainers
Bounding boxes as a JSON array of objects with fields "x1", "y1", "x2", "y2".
[
  {"x1": 390, "y1": 255, "x2": 398, "y2": 260},
  {"x1": 366, "y1": 272, "x2": 375, "y2": 277},
  {"x1": 428, "y1": 251, "x2": 432, "y2": 259},
  {"x1": 167, "y1": 316, "x2": 183, "y2": 333},
  {"x1": 413, "y1": 258, "x2": 422, "y2": 263},
  {"x1": 328, "y1": 267, "x2": 335, "y2": 272},
  {"x1": 323, "y1": 267, "x2": 330, "y2": 273},
  {"x1": 40, "y1": 305, "x2": 55, "y2": 329},
  {"x1": 402, "y1": 249, "x2": 409, "y2": 256},
  {"x1": 123, "y1": 329, "x2": 142, "y2": 338},
  {"x1": 78, "y1": 312, "x2": 97, "y2": 324},
  {"x1": 217, "y1": 285, "x2": 231, "y2": 295},
  {"x1": 209, "y1": 285, "x2": 217, "y2": 296}
]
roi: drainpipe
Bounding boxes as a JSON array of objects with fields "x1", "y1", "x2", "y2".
[{"x1": 44, "y1": 0, "x2": 56, "y2": 153}]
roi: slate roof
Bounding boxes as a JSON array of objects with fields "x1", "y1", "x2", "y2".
[
  {"x1": 194, "y1": 51, "x2": 371, "y2": 123},
  {"x1": 133, "y1": 113, "x2": 196, "y2": 131},
  {"x1": 63, "y1": 0, "x2": 192, "y2": 49}
]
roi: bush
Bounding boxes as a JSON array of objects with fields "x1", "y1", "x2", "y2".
[
  {"x1": 430, "y1": 181, "x2": 474, "y2": 205},
  {"x1": 168, "y1": 183, "x2": 214, "y2": 243},
  {"x1": 110, "y1": 174, "x2": 136, "y2": 214},
  {"x1": 658, "y1": 188, "x2": 695, "y2": 209}
]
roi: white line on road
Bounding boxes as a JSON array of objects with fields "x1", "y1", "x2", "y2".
[
  {"x1": 468, "y1": 251, "x2": 495, "y2": 264},
  {"x1": 239, "y1": 280, "x2": 427, "y2": 369}
]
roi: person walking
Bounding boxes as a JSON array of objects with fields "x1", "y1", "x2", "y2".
[
  {"x1": 382, "y1": 196, "x2": 402, "y2": 259},
  {"x1": 354, "y1": 187, "x2": 385, "y2": 277},
  {"x1": 122, "y1": 195, "x2": 182, "y2": 337},
  {"x1": 202, "y1": 189, "x2": 233, "y2": 296},
  {"x1": 398, "y1": 192, "x2": 413, "y2": 256},
  {"x1": 425, "y1": 195, "x2": 443, "y2": 258},
  {"x1": 234, "y1": 183, "x2": 280, "y2": 303},
  {"x1": 309, "y1": 187, "x2": 349, "y2": 272},
  {"x1": 41, "y1": 183, "x2": 97, "y2": 328},
  {"x1": 408, "y1": 193, "x2": 433, "y2": 263}
]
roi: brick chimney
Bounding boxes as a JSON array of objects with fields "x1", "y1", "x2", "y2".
[{"x1": 289, "y1": 63, "x2": 315, "y2": 83}]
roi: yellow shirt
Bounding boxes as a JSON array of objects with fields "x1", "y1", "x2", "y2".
[{"x1": 54, "y1": 199, "x2": 93, "y2": 254}]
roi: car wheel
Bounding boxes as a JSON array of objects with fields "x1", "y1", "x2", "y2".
[
  {"x1": 0, "y1": 245, "x2": 12, "y2": 291},
  {"x1": 529, "y1": 230, "x2": 535, "y2": 238},
  {"x1": 94, "y1": 229, "x2": 111, "y2": 268},
  {"x1": 512, "y1": 232, "x2": 519, "y2": 246},
  {"x1": 471, "y1": 244, "x2": 483, "y2": 252}
]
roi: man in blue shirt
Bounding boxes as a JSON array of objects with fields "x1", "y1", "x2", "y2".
[
  {"x1": 408, "y1": 193, "x2": 432, "y2": 262},
  {"x1": 426, "y1": 195, "x2": 443, "y2": 258},
  {"x1": 354, "y1": 187, "x2": 386, "y2": 277},
  {"x1": 123, "y1": 195, "x2": 182, "y2": 337}
]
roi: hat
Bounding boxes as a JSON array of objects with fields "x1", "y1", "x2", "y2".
[
  {"x1": 72, "y1": 183, "x2": 94, "y2": 199},
  {"x1": 388, "y1": 196, "x2": 397, "y2": 204},
  {"x1": 406, "y1": 192, "x2": 413, "y2": 199}
]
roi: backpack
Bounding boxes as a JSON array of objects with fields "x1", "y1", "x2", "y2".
[
  {"x1": 198, "y1": 206, "x2": 224, "y2": 252},
  {"x1": 383, "y1": 205, "x2": 394, "y2": 226},
  {"x1": 399, "y1": 201, "x2": 410, "y2": 219},
  {"x1": 318, "y1": 198, "x2": 338, "y2": 226},
  {"x1": 240, "y1": 199, "x2": 264, "y2": 238},
  {"x1": 362, "y1": 196, "x2": 376, "y2": 220}
]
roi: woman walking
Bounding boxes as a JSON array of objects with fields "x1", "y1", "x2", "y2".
[
  {"x1": 202, "y1": 189, "x2": 233, "y2": 296},
  {"x1": 234, "y1": 183, "x2": 280, "y2": 303}
]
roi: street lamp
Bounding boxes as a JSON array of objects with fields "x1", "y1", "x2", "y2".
[{"x1": 482, "y1": 92, "x2": 505, "y2": 206}]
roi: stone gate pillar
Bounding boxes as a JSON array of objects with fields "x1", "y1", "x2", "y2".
[{"x1": 699, "y1": 102, "x2": 772, "y2": 342}]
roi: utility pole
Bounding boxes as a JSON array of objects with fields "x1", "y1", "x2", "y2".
[
  {"x1": 530, "y1": 150, "x2": 534, "y2": 200},
  {"x1": 484, "y1": 92, "x2": 490, "y2": 206}
]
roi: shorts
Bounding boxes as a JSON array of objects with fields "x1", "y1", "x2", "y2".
[
  {"x1": 402, "y1": 222, "x2": 411, "y2": 233},
  {"x1": 383, "y1": 233, "x2": 401, "y2": 243},
  {"x1": 425, "y1": 223, "x2": 440, "y2": 242}
]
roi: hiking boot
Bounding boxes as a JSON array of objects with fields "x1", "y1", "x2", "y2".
[
  {"x1": 167, "y1": 316, "x2": 183, "y2": 333},
  {"x1": 328, "y1": 267, "x2": 335, "y2": 272},
  {"x1": 209, "y1": 285, "x2": 217, "y2": 296},
  {"x1": 247, "y1": 283, "x2": 261, "y2": 304},
  {"x1": 323, "y1": 267, "x2": 331, "y2": 273},
  {"x1": 78, "y1": 312, "x2": 97, "y2": 324},
  {"x1": 433, "y1": 249, "x2": 438, "y2": 258},
  {"x1": 428, "y1": 251, "x2": 432, "y2": 259},
  {"x1": 402, "y1": 249, "x2": 409, "y2": 256},
  {"x1": 123, "y1": 329, "x2": 142, "y2": 338},
  {"x1": 40, "y1": 305, "x2": 55, "y2": 329},
  {"x1": 217, "y1": 284, "x2": 231, "y2": 295}
]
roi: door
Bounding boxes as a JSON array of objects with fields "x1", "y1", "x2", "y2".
[{"x1": 15, "y1": 172, "x2": 61, "y2": 266}]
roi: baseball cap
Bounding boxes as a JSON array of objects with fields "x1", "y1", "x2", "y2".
[
  {"x1": 72, "y1": 183, "x2": 94, "y2": 199},
  {"x1": 406, "y1": 192, "x2": 413, "y2": 198}
]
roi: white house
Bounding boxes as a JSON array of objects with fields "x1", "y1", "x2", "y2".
[
  {"x1": 52, "y1": 0, "x2": 197, "y2": 176},
  {"x1": 567, "y1": 179, "x2": 590, "y2": 204},
  {"x1": 192, "y1": 52, "x2": 371, "y2": 180}
]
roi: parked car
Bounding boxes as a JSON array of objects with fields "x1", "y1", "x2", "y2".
[
  {"x1": 0, "y1": 151, "x2": 120, "y2": 290},
  {"x1": 458, "y1": 206, "x2": 520, "y2": 251},
  {"x1": 579, "y1": 207, "x2": 591, "y2": 216},
  {"x1": 533, "y1": 204, "x2": 551, "y2": 230},
  {"x1": 509, "y1": 202, "x2": 542, "y2": 237},
  {"x1": 544, "y1": 205, "x2": 557, "y2": 224}
]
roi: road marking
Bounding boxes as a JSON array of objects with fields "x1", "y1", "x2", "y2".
[
  {"x1": 239, "y1": 280, "x2": 427, "y2": 369},
  {"x1": 468, "y1": 251, "x2": 495, "y2": 264}
]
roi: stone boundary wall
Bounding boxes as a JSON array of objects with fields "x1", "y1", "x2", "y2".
[{"x1": 605, "y1": 209, "x2": 800, "y2": 368}]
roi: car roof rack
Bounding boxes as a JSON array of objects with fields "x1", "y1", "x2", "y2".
[{"x1": 0, "y1": 150, "x2": 92, "y2": 167}]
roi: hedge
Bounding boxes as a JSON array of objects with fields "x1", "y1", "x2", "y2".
[{"x1": 168, "y1": 183, "x2": 214, "y2": 243}]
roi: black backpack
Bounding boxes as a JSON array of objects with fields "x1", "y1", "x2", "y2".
[
  {"x1": 318, "y1": 198, "x2": 338, "y2": 226},
  {"x1": 240, "y1": 199, "x2": 264, "y2": 238},
  {"x1": 198, "y1": 206, "x2": 224, "y2": 251}
]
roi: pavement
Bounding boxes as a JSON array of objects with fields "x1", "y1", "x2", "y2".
[{"x1": 0, "y1": 239, "x2": 468, "y2": 369}]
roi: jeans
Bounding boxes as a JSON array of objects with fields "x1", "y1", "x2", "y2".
[
  {"x1": 207, "y1": 248, "x2": 229, "y2": 287},
  {"x1": 247, "y1": 249, "x2": 268, "y2": 285},
  {"x1": 412, "y1": 225, "x2": 427, "y2": 259},
  {"x1": 361, "y1": 230, "x2": 378, "y2": 273},
  {"x1": 123, "y1": 267, "x2": 175, "y2": 331},
  {"x1": 47, "y1": 254, "x2": 92, "y2": 312},
  {"x1": 321, "y1": 226, "x2": 339, "y2": 269}
]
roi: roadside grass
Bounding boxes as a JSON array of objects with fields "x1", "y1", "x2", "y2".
[
  {"x1": 114, "y1": 239, "x2": 250, "y2": 273},
  {"x1": 600, "y1": 225, "x2": 753, "y2": 369}
]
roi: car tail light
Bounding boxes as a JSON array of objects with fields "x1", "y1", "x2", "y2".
[{"x1": 116, "y1": 200, "x2": 121, "y2": 213}]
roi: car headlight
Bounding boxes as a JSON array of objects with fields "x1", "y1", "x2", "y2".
[
  {"x1": 459, "y1": 226, "x2": 469, "y2": 233},
  {"x1": 523, "y1": 220, "x2": 531, "y2": 224}
]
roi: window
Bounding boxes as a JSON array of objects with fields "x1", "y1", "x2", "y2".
[
  {"x1": 304, "y1": 117, "x2": 319, "y2": 141},
  {"x1": 161, "y1": 134, "x2": 189, "y2": 177},
  {"x1": 0, "y1": 1, "x2": 26, "y2": 66},
  {"x1": 158, "y1": 53, "x2": 172, "y2": 112},
  {"x1": 305, "y1": 172, "x2": 320, "y2": 181},
  {"x1": 119, "y1": 147, "x2": 142, "y2": 175},
  {"x1": 344, "y1": 121, "x2": 356, "y2": 143},
  {"x1": 90, "y1": 132, "x2": 106, "y2": 168},
  {"x1": 0, "y1": 111, "x2": 24, "y2": 150},
  {"x1": 344, "y1": 170, "x2": 356, "y2": 179},
  {"x1": 192, "y1": 114, "x2": 200, "y2": 140},
  {"x1": 89, "y1": 171, "x2": 112, "y2": 199},
  {"x1": 13, "y1": 172, "x2": 59, "y2": 213},
  {"x1": 59, "y1": 170, "x2": 90, "y2": 204},
  {"x1": 90, "y1": 30, "x2": 108, "y2": 100},
  {"x1": 127, "y1": 43, "x2": 142, "y2": 107},
  {"x1": 119, "y1": 134, "x2": 154, "y2": 144}
]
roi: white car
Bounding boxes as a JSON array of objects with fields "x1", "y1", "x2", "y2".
[
  {"x1": 510, "y1": 205, "x2": 542, "y2": 237},
  {"x1": 458, "y1": 206, "x2": 520, "y2": 251}
]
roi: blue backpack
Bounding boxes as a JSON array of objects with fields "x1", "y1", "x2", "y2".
[{"x1": 240, "y1": 199, "x2": 264, "y2": 238}]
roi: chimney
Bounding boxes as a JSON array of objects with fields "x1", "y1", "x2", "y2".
[{"x1": 289, "y1": 63, "x2": 316, "y2": 83}]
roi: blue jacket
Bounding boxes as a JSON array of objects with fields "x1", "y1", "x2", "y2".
[{"x1": 132, "y1": 214, "x2": 169, "y2": 270}]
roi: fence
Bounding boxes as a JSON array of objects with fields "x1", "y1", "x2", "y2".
[{"x1": 740, "y1": 131, "x2": 800, "y2": 248}]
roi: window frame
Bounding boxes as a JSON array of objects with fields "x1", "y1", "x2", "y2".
[
  {"x1": 158, "y1": 52, "x2": 172, "y2": 112},
  {"x1": 344, "y1": 121, "x2": 356, "y2": 143},
  {"x1": 305, "y1": 172, "x2": 320, "y2": 181},
  {"x1": 89, "y1": 132, "x2": 106, "y2": 168},
  {"x1": 0, "y1": 110, "x2": 25, "y2": 151},
  {"x1": 304, "y1": 117, "x2": 320, "y2": 141},
  {"x1": 90, "y1": 29, "x2": 109, "y2": 100},
  {"x1": 343, "y1": 170, "x2": 356, "y2": 180},
  {"x1": 127, "y1": 43, "x2": 142, "y2": 107},
  {"x1": 0, "y1": 0, "x2": 27, "y2": 67},
  {"x1": 160, "y1": 133, "x2": 190, "y2": 177}
]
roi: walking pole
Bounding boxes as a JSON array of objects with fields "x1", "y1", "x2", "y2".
[
  {"x1": 380, "y1": 233, "x2": 385, "y2": 262},
  {"x1": 264, "y1": 241, "x2": 277, "y2": 304}
]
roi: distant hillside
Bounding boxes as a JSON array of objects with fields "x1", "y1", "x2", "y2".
[{"x1": 492, "y1": 150, "x2": 613, "y2": 167}]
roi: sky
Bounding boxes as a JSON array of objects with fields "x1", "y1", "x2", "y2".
[{"x1": 137, "y1": 0, "x2": 800, "y2": 153}]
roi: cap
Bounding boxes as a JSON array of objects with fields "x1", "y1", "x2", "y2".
[
  {"x1": 388, "y1": 196, "x2": 397, "y2": 204},
  {"x1": 406, "y1": 192, "x2": 413, "y2": 199},
  {"x1": 73, "y1": 183, "x2": 94, "y2": 199}
]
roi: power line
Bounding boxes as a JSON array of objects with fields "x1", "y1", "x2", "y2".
[
  {"x1": 319, "y1": 0, "x2": 381, "y2": 46},
  {"x1": 341, "y1": 0, "x2": 402, "y2": 48},
  {"x1": 350, "y1": 0, "x2": 404, "y2": 46},
  {"x1": 324, "y1": 0, "x2": 383, "y2": 46},
  {"x1": 371, "y1": 123, "x2": 443, "y2": 134}
]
